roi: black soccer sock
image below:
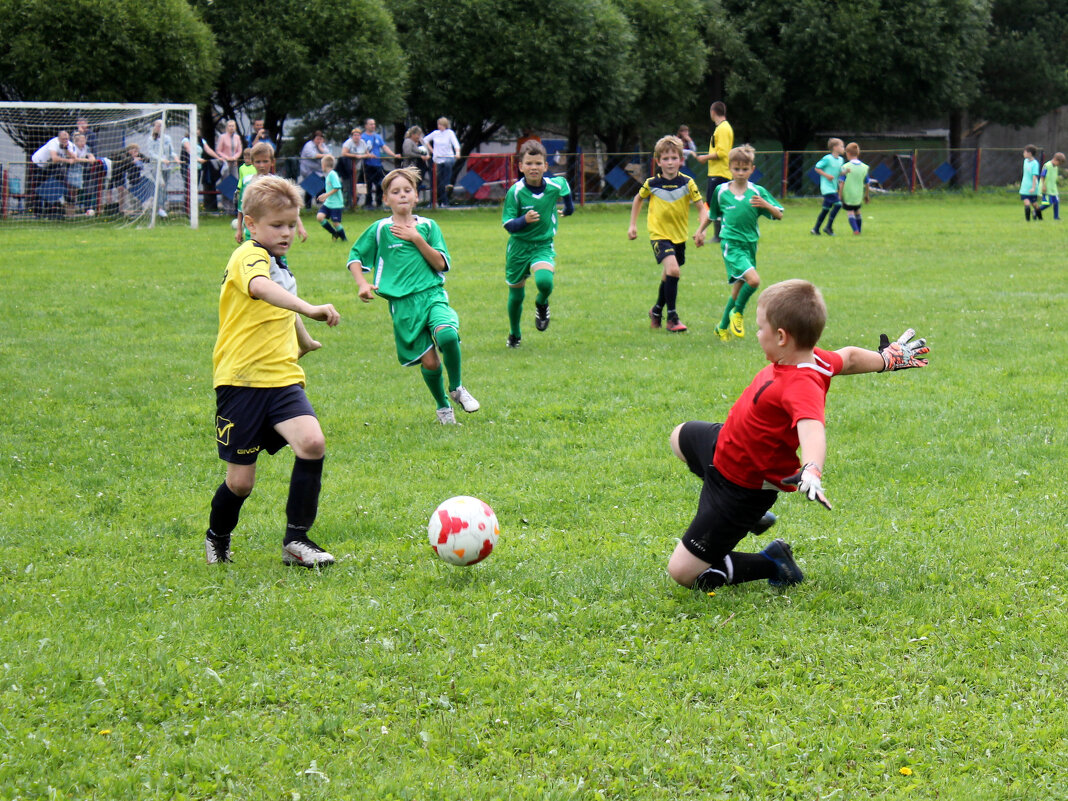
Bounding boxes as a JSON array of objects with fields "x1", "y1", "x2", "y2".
[
  {"x1": 1025, "y1": 205, "x2": 1032, "y2": 221},
  {"x1": 663, "y1": 275, "x2": 680, "y2": 317},
  {"x1": 654, "y1": 280, "x2": 666, "y2": 312},
  {"x1": 826, "y1": 204, "x2": 841, "y2": 228},
  {"x1": 320, "y1": 220, "x2": 337, "y2": 236},
  {"x1": 728, "y1": 551, "x2": 778, "y2": 583},
  {"x1": 284, "y1": 456, "x2": 323, "y2": 544},
  {"x1": 692, "y1": 557, "x2": 731, "y2": 591},
  {"x1": 208, "y1": 481, "x2": 248, "y2": 541},
  {"x1": 814, "y1": 208, "x2": 829, "y2": 230}
]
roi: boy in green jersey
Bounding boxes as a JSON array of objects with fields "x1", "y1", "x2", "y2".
[
  {"x1": 1019, "y1": 145, "x2": 1042, "y2": 221},
  {"x1": 811, "y1": 138, "x2": 844, "y2": 236},
  {"x1": 698, "y1": 144, "x2": 783, "y2": 341},
  {"x1": 501, "y1": 140, "x2": 574, "y2": 347},
  {"x1": 838, "y1": 142, "x2": 870, "y2": 234},
  {"x1": 316, "y1": 154, "x2": 347, "y2": 241},
  {"x1": 1036, "y1": 151, "x2": 1063, "y2": 221},
  {"x1": 628, "y1": 135, "x2": 708, "y2": 333},
  {"x1": 347, "y1": 167, "x2": 479, "y2": 425}
]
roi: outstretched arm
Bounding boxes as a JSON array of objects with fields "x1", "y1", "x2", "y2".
[
  {"x1": 249, "y1": 276, "x2": 340, "y2": 326},
  {"x1": 837, "y1": 328, "x2": 929, "y2": 375}
]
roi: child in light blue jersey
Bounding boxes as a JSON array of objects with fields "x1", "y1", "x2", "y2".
[
  {"x1": 1020, "y1": 145, "x2": 1042, "y2": 221},
  {"x1": 811, "y1": 138, "x2": 844, "y2": 236},
  {"x1": 316, "y1": 155, "x2": 347, "y2": 241}
]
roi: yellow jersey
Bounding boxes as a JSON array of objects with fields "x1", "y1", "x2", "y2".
[
  {"x1": 707, "y1": 120, "x2": 734, "y2": 180},
  {"x1": 638, "y1": 174, "x2": 703, "y2": 243}
]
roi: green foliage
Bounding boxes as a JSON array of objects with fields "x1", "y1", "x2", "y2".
[
  {"x1": 2, "y1": 197, "x2": 1067, "y2": 797},
  {"x1": 0, "y1": 0, "x2": 217, "y2": 103},
  {"x1": 193, "y1": 0, "x2": 407, "y2": 145}
]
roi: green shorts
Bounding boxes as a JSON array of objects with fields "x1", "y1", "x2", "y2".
[
  {"x1": 386, "y1": 285, "x2": 460, "y2": 366},
  {"x1": 505, "y1": 238, "x2": 556, "y2": 285},
  {"x1": 720, "y1": 239, "x2": 758, "y2": 284}
]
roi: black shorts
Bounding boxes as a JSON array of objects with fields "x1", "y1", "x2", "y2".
[
  {"x1": 842, "y1": 202, "x2": 862, "y2": 212},
  {"x1": 651, "y1": 239, "x2": 686, "y2": 266},
  {"x1": 706, "y1": 176, "x2": 730, "y2": 210},
  {"x1": 676, "y1": 421, "x2": 777, "y2": 562},
  {"x1": 215, "y1": 384, "x2": 316, "y2": 464}
]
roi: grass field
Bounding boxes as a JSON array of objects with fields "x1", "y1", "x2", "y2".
[{"x1": 2, "y1": 195, "x2": 1066, "y2": 800}]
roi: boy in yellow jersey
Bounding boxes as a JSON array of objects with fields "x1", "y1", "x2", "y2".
[
  {"x1": 628, "y1": 135, "x2": 709, "y2": 333},
  {"x1": 696, "y1": 101, "x2": 733, "y2": 242},
  {"x1": 207, "y1": 175, "x2": 340, "y2": 567}
]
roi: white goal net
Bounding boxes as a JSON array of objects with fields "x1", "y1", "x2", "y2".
[{"x1": 0, "y1": 102, "x2": 198, "y2": 228}]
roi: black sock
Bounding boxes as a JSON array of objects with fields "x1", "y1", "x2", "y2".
[
  {"x1": 208, "y1": 481, "x2": 247, "y2": 541},
  {"x1": 284, "y1": 456, "x2": 323, "y2": 544},
  {"x1": 655, "y1": 280, "x2": 666, "y2": 310},
  {"x1": 320, "y1": 220, "x2": 337, "y2": 236},
  {"x1": 814, "y1": 208, "x2": 828, "y2": 229},
  {"x1": 1025, "y1": 206, "x2": 1032, "y2": 221},
  {"x1": 664, "y1": 275, "x2": 679, "y2": 318},
  {"x1": 729, "y1": 551, "x2": 778, "y2": 583}
]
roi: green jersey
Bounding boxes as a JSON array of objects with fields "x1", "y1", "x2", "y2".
[
  {"x1": 324, "y1": 170, "x2": 344, "y2": 209},
  {"x1": 1020, "y1": 158, "x2": 1040, "y2": 195},
  {"x1": 840, "y1": 159, "x2": 870, "y2": 206},
  {"x1": 348, "y1": 216, "x2": 450, "y2": 301},
  {"x1": 502, "y1": 175, "x2": 571, "y2": 241},
  {"x1": 708, "y1": 181, "x2": 783, "y2": 244},
  {"x1": 1040, "y1": 160, "x2": 1059, "y2": 197},
  {"x1": 814, "y1": 153, "x2": 844, "y2": 195}
]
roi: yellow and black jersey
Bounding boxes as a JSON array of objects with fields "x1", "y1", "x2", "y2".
[{"x1": 638, "y1": 174, "x2": 703, "y2": 243}]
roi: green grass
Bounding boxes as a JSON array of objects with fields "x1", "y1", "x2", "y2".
[{"x1": 1, "y1": 195, "x2": 1066, "y2": 799}]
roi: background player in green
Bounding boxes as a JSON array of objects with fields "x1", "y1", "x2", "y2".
[
  {"x1": 1036, "y1": 151, "x2": 1064, "y2": 220},
  {"x1": 628, "y1": 135, "x2": 708, "y2": 333},
  {"x1": 699, "y1": 144, "x2": 783, "y2": 341},
  {"x1": 838, "y1": 142, "x2": 870, "y2": 234},
  {"x1": 501, "y1": 140, "x2": 574, "y2": 348},
  {"x1": 811, "y1": 137, "x2": 845, "y2": 236},
  {"x1": 1019, "y1": 144, "x2": 1043, "y2": 221},
  {"x1": 346, "y1": 167, "x2": 480, "y2": 425},
  {"x1": 315, "y1": 154, "x2": 347, "y2": 241}
]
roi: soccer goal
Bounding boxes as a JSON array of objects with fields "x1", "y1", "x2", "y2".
[{"x1": 0, "y1": 102, "x2": 198, "y2": 228}]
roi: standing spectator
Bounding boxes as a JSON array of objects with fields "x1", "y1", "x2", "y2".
[
  {"x1": 76, "y1": 117, "x2": 98, "y2": 155},
  {"x1": 360, "y1": 118, "x2": 397, "y2": 210},
  {"x1": 401, "y1": 126, "x2": 430, "y2": 202},
  {"x1": 340, "y1": 126, "x2": 370, "y2": 208},
  {"x1": 424, "y1": 117, "x2": 462, "y2": 208},
  {"x1": 215, "y1": 120, "x2": 244, "y2": 212},
  {"x1": 300, "y1": 130, "x2": 331, "y2": 207},
  {"x1": 144, "y1": 119, "x2": 178, "y2": 217},
  {"x1": 67, "y1": 131, "x2": 96, "y2": 212},
  {"x1": 246, "y1": 118, "x2": 276, "y2": 152},
  {"x1": 676, "y1": 125, "x2": 697, "y2": 157},
  {"x1": 696, "y1": 101, "x2": 734, "y2": 241},
  {"x1": 183, "y1": 127, "x2": 222, "y2": 212}
]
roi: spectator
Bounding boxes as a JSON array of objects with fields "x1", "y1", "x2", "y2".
[
  {"x1": 106, "y1": 143, "x2": 148, "y2": 214},
  {"x1": 76, "y1": 117, "x2": 98, "y2": 155},
  {"x1": 360, "y1": 118, "x2": 397, "y2": 210},
  {"x1": 183, "y1": 127, "x2": 222, "y2": 212},
  {"x1": 67, "y1": 131, "x2": 97, "y2": 212},
  {"x1": 215, "y1": 120, "x2": 244, "y2": 212},
  {"x1": 339, "y1": 126, "x2": 370, "y2": 208},
  {"x1": 30, "y1": 130, "x2": 76, "y2": 217},
  {"x1": 144, "y1": 119, "x2": 179, "y2": 217},
  {"x1": 401, "y1": 126, "x2": 430, "y2": 203},
  {"x1": 424, "y1": 117, "x2": 462, "y2": 208},
  {"x1": 246, "y1": 118, "x2": 276, "y2": 152},
  {"x1": 299, "y1": 130, "x2": 331, "y2": 207}
]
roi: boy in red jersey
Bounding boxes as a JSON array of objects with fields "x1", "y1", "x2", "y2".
[{"x1": 665, "y1": 279, "x2": 929, "y2": 592}]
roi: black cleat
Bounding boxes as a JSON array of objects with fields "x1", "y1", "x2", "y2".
[
  {"x1": 762, "y1": 539, "x2": 804, "y2": 587},
  {"x1": 534, "y1": 302, "x2": 550, "y2": 331},
  {"x1": 750, "y1": 511, "x2": 777, "y2": 535},
  {"x1": 506, "y1": 334, "x2": 522, "y2": 348}
]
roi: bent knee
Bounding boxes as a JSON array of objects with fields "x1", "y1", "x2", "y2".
[{"x1": 669, "y1": 424, "x2": 687, "y2": 462}]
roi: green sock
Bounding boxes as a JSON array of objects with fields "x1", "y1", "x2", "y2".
[
  {"x1": 435, "y1": 326, "x2": 462, "y2": 391},
  {"x1": 421, "y1": 365, "x2": 449, "y2": 408},
  {"x1": 718, "y1": 296, "x2": 735, "y2": 330},
  {"x1": 734, "y1": 282, "x2": 757, "y2": 314},
  {"x1": 508, "y1": 285, "x2": 525, "y2": 338},
  {"x1": 533, "y1": 269, "x2": 554, "y2": 305}
]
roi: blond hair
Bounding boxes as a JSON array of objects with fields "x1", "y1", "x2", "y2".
[
  {"x1": 249, "y1": 142, "x2": 274, "y2": 162},
  {"x1": 758, "y1": 280, "x2": 827, "y2": 349},
  {"x1": 322, "y1": 154, "x2": 336, "y2": 170},
  {"x1": 728, "y1": 144, "x2": 756, "y2": 166},
  {"x1": 381, "y1": 166, "x2": 422, "y2": 194},
  {"x1": 242, "y1": 174, "x2": 302, "y2": 220},
  {"x1": 827, "y1": 137, "x2": 843, "y2": 151},
  {"x1": 654, "y1": 135, "x2": 684, "y2": 159}
]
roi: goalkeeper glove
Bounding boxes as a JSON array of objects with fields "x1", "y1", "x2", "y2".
[
  {"x1": 783, "y1": 463, "x2": 832, "y2": 510},
  {"x1": 878, "y1": 328, "x2": 929, "y2": 371}
]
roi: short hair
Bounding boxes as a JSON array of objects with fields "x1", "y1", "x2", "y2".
[
  {"x1": 758, "y1": 279, "x2": 827, "y2": 349},
  {"x1": 437, "y1": 117, "x2": 450, "y2": 127},
  {"x1": 1024, "y1": 144, "x2": 1038, "y2": 157},
  {"x1": 654, "y1": 135, "x2": 684, "y2": 159},
  {"x1": 405, "y1": 125, "x2": 423, "y2": 138},
  {"x1": 381, "y1": 166, "x2": 421, "y2": 194},
  {"x1": 728, "y1": 144, "x2": 756, "y2": 166},
  {"x1": 322, "y1": 154, "x2": 336, "y2": 169},
  {"x1": 242, "y1": 174, "x2": 302, "y2": 220},
  {"x1": 313, "y1": 130, "x2": 324, "y2": 139},
  {"x1": 519, "y1": 139, "x2": 547, "y2": 160},
  {"x1": 1054, "y1": 152, "x2": 1066, "y2": 164},
  {"x1": 351, "y1": 126, "x2": 363, "y2": 135},
  {"x1": 845, "y1": 142, "x2": 861, "y2": 157},
  {"x1": 250, "y1": 142, "x2": 274, "y2": 161},
  {"x1": 710, "y1": 101, "x2": 726, "y2": 117},
  {"x1": 827, "y1": 137, "x2": 843, "y2": 150}
]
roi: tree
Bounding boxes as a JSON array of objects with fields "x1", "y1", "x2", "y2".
[
  {"x1": 0, "y1": 0, "x2": 217, "y2": 103},
  {"x1": 192, "y1": 0, "x2": 406, "y2": 149}
]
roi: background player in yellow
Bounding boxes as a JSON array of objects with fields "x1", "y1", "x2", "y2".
[{"x1": 696, "y1": 101, "x2": 733, "y2": 242}]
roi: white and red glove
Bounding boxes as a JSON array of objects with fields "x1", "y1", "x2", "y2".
[
  {"x1": 783, "y1": 463, "x2": 832, "y2": 510},
  {"x1": 878, "y1": 328, "x2": 929, "y2": 371}
]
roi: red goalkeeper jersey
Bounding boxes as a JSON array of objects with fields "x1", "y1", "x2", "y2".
[{"x1": 714, "y1": 348, "x2": 844, "y2": 491}]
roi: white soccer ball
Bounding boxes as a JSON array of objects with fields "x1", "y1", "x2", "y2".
[
  {"x1": 428, "y1": 495, "x2": 499, "y2": 566},
  {"x1": 85, "y1": 208, "x2": 96, "y2": 217},
  {"x1": 231, "y1": 218, "x2": 239, "y2": 230},
  {"x1": 416, "y1": 145, "x2": 428, "y2": 156}
]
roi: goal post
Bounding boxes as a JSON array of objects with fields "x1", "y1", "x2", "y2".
[{"x1": 0, "y1": 102, "x2": 198, "y2": 228}]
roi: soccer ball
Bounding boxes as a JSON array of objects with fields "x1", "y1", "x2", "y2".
[
  {"x1": 428, "y1": 496, "x2": 499, "y2": 566},
  {"x1": 415, "y1": 145, "x2": 428, "y2": 156},
  {"x1": 85, "y1": 208, "x2": 96, "y2": 217},
  {"x1": 231, "y1": 218, "x2": 239, "y2": 230}
]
